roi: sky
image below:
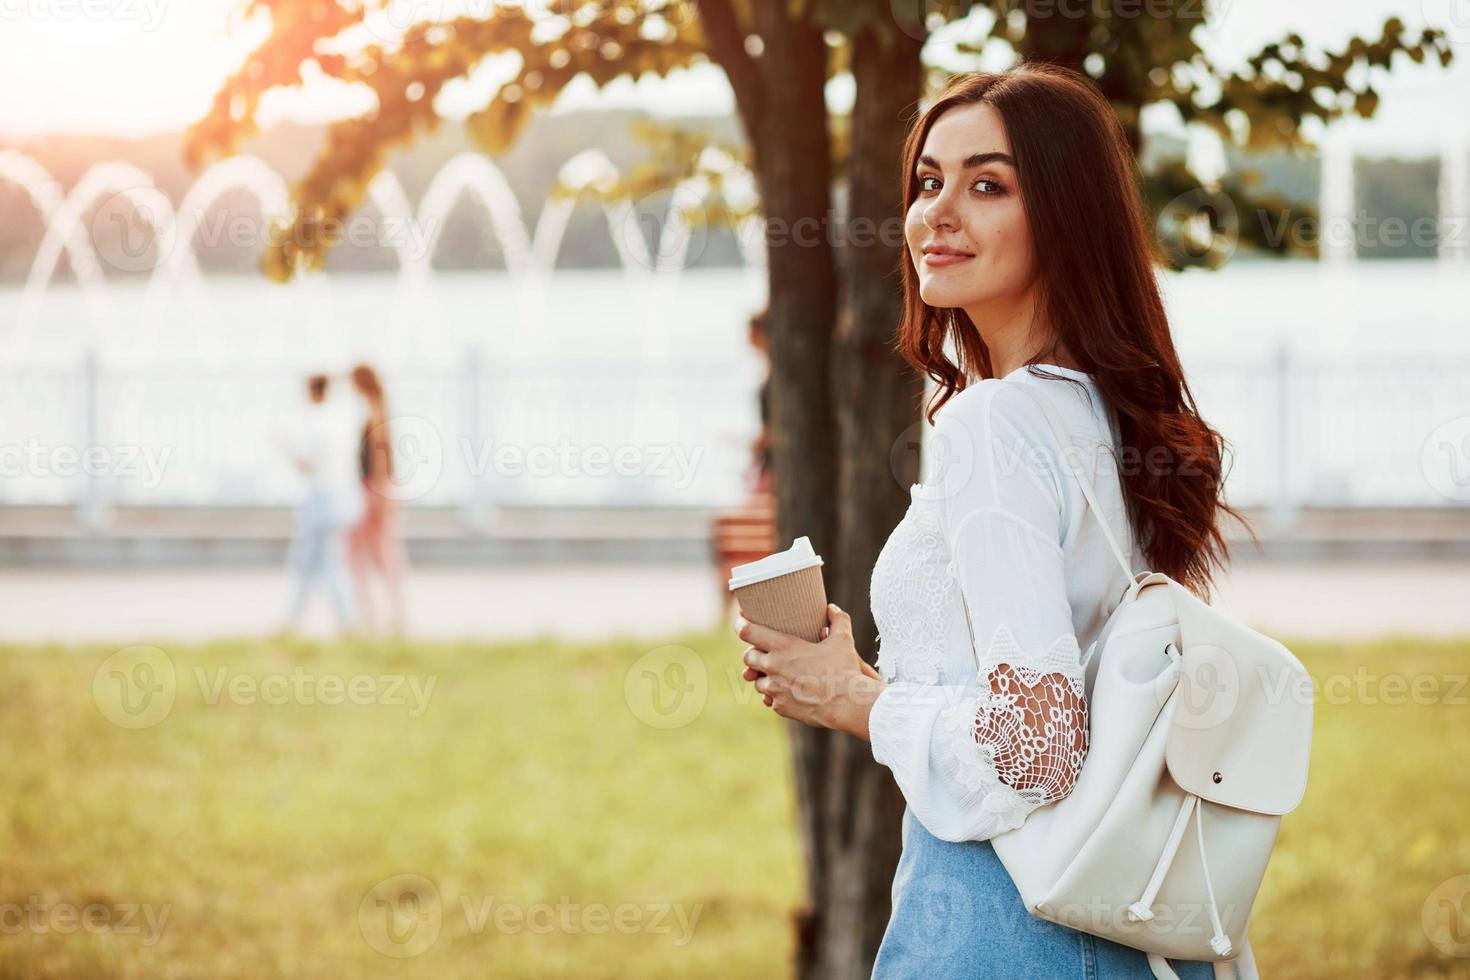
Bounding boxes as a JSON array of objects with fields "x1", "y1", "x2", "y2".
[{"x1": 0, "y1": 0, "x2": 1465, "y2": 154}]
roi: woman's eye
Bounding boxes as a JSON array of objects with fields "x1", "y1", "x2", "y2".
[{"x1": 918, "y1": 175, "x2": 1005, "y2": 195}]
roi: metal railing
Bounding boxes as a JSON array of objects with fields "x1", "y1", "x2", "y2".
[{"x1": 2, "y1": 346, "x2": 1468, "y2": 530}]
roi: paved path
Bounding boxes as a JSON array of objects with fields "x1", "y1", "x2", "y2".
[{"x1": 1, "y1": 559, "x2": 1467, "y2": 647}]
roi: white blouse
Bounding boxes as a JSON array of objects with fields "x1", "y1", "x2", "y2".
[{"x1": 867, "y1": 362, "x2": 1144, "y2": 843}]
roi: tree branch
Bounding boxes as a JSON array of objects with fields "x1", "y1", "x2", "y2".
[{"x1": 692, "y1": 0, "x2": 766, "y2": 143}]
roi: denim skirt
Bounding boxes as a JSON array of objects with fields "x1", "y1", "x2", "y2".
[{"x1": 872, "y1": 806, "x2": 1217, "y2": 980}]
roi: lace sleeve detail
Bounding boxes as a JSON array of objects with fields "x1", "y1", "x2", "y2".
[{"x1": 968, "y1": 627, "x2": 1088, "y2": 805}]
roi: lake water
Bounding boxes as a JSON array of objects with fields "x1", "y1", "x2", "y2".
[{"x1": 1, "y1": 260, "x2": 1466, "y2": 509}]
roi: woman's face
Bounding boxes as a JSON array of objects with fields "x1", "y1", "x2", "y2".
[{"x1": 905, "y1": 102, "x2": 1037, "y2": 314}]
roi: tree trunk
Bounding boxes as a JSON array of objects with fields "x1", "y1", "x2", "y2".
[
  {"x1": 787, "y1": 21, "x2": 926, "y2": 980},
  {"x1": 693, "y1": 4, "x2": 925, "y2": 976},
  {"x1": 746, "y1": 4, "x2": 839, "y2": 566}
]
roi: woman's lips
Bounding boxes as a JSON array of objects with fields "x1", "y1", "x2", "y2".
[{"x1": 922, "y1": 251, "x2": 974, "y2": 267}]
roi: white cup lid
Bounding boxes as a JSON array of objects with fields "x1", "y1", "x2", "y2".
[{"x1": 727, "y1": 535, "x2": 824, "y2": 590}]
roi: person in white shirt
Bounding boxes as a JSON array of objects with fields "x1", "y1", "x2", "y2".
[
  {"x1": 278, "y1": 373, "x2": 365, "y2": 635},
  {"x1": 733, "y1": 64, "x2": 1248, "y2": 980}
]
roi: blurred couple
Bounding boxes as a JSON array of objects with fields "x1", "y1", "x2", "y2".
[{"x1": 277, "y1": 364, "x2": 407, "y2": 638}]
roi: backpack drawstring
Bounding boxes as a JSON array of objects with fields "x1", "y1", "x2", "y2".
[
  {"x1": 1125, "y1": 790, "x2": 1233, "y2": 958},
  {"x1": 1128, "y1": 643, "x2": 1234, "y2": 957}
]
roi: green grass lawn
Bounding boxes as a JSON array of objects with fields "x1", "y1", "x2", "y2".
[{"x1": 0, "y1": 630, "x2": 1465, "y2": 979}]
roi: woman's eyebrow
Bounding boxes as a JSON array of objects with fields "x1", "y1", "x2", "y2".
[{"x1": 916, "y1": 151, "x2": 1016, "y2": 171}]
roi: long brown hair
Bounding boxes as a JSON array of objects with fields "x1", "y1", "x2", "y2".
[
  {"x1": 896, "y1": 64, "x2": 1253, "y2": 598},
  {"x1": 351, "y1": 363, "x2": 393, "y2": 480}
]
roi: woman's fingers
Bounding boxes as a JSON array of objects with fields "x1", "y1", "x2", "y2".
[
  {"x1": 735, "y1": 642, "x2": 776, "y2": 708},
  {"x1": 735, "y1": 616, "x2": 793, "y2": 653},
  {"x1": 742, "y1": 646, "x2": 770, "y2": 673}
]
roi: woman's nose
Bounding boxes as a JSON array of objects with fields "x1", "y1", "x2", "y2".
[{"x1": 922, "y1": 191, "x2": 959, "y2": 232}]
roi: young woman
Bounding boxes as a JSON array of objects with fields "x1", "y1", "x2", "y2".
[
  {"x1": 734, "y1": 65, "x2": 1248, "y2": 979},
  {"x1": 347, "y1": 363, "x2": 408, "y2": 636}
]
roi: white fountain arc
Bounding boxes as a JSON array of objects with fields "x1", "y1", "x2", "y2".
[
  {"x1": 18, "y1": 162, "x2": 176, "y2": 357},
  {"x1": 412, "y1": 151, "x2": 535, "y2": 281},
  {"x1": 4, "y1": 144, "x2": 772, "y2": 365},
  {"x1": 510, "y1": 150, "x2": 663, "y2": 357},
  {"x1": 369, "y1": 169, "x2": 457, "y2": 364},
  {"x1": 652, "y1": 147, "x2": 764, "y2": 275},
  {"x1": 0, "y1": 150, "x2": 66, "y2": 228},
  {"x1": 536, "y1": 149, "x2": 656, "y2": 277},
  {"x1": 696, "y1": 148, "x2": 766, "y2": 273},
  {"x1": 0, "y1": 152, "x2": 70, "y2": 355},
  {"x1": 138, "y1": 155, "x2": 294, "y2": 360}
]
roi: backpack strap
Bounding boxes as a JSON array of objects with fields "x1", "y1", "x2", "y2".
[{"x1": 1004, "y1": 380, "x2": 1140, "y2": 599}]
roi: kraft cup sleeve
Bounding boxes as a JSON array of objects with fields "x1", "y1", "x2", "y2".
[{"x1": 731, "y1": 565, "x2": 828, "y2": 644}]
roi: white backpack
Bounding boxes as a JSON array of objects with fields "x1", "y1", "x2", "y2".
[{"x1": 960, "y1": 383, "x2": 1314, "y2": 980}]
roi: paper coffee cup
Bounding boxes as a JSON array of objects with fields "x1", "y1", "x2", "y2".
[{"x1": 727, "y1": 536, "x2": 828, "y2": 643}]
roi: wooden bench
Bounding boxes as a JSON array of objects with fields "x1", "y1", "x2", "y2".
[{"x1": 711, "y1": 492, "x2": 777, "y2": 601}]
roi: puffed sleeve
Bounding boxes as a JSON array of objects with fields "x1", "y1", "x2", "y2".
[{"x1": 867, "y1": 381, "x2": 1090, "y2": 843}]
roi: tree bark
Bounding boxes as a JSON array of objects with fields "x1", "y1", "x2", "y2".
[
  {"x1": 788, "y1": 21, "x2": 926, "y2": 980},
  {"x1": 692, "y1": 4, "x2": 923, "y2": 977},
  {"x1": 736, "y1": 13, "x2": 844, "y2": 971}
]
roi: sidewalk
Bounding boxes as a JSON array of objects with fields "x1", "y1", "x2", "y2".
[{"x1": 2, "y1": 559, "x2": 1467, "y2": 647}]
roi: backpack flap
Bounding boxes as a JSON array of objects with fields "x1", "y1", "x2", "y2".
[{"x1": 1163, "y1": 579, "x2": 1314, "y2": 816}]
